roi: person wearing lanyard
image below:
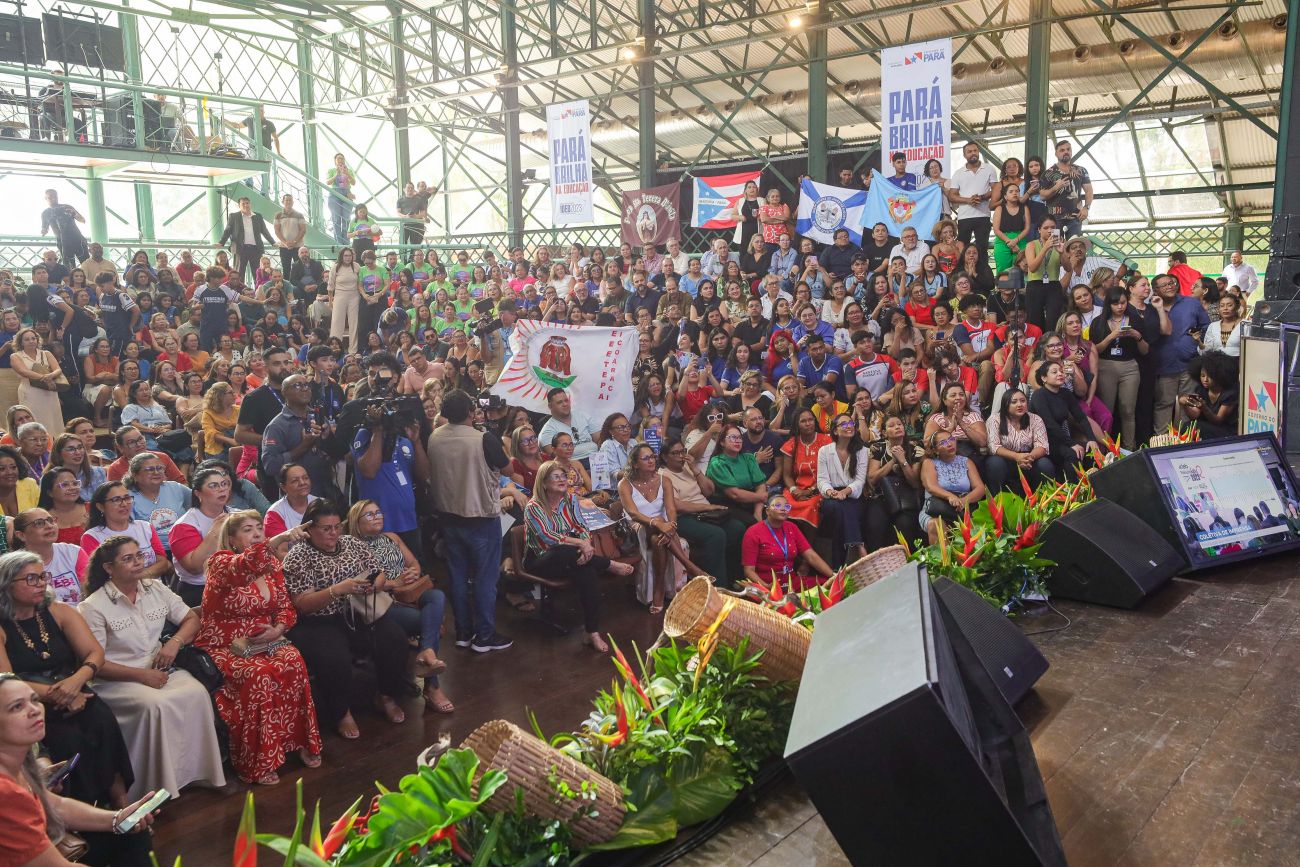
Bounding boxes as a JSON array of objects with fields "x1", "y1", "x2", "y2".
[
  {"x1": 740, "y1": 492, "x2": 834, "y2": 592},
  {"x1": 196, "y1": 266, "x2": 256, "y2": 353}
]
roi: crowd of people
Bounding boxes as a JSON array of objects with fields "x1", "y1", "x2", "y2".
[{"x1": 2, "y1": 140, "x2": 1263, "y2": 864}]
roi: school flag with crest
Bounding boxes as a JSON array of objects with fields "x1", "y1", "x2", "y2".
[
  {"x1": 490, "y1": 321, "x2": 638, "y2": 417},
  {"x1": 794, "y1": 178, "x2": 869, "y2": 245},
  {"x1": 862, "y1": 169, "x2": 944, "y2": 238},
  {"x1": 691, "y1": 170, "x2": 762, "y2": 229}
]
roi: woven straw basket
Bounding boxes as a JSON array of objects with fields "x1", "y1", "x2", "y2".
[
  {"x1": 663, "y1": 576, "x2": 811, "y2": 682},
  {"x1": 460, "y1": 719, "x2": 626, "y2": 849},
  {"x1": 844, "y1": 545, "x2": 909, "y2": 593}
]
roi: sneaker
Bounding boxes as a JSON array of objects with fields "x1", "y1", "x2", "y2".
[
  {"x1": 455, "y1": 634, "x2": 474, "y2": 649},
  {"x1": 471, "y1": 633, "x2": 514, "y2": 653}
]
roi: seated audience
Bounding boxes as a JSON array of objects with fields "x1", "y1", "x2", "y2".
[
  {"x1": 166, "y1": 466, "x2": 233, "y2": 606},
  {"x1": 105, "y1": 426, "x2": 186, "y2": 484},
  {"x1": 126, "y1": 453, "x2": 190, "y2": 551},
  {"x1": 741, "y1": 492, "x2": 834, "y2": 591},
  {"x1": 816, "y1": 413, "x2": 869, "y2": 567},
  {"x1": 13, "y1": 508, "x2": 87, "y2": 605},
  {"x1": 866, "y1": 415, "x2": 925, "y2": 546},
  {"x1": 985, "y1": 388, "x2": 1055, "y2": 492},
  {"x1": 37, "y1": 467, "x2": 88, "y2": 545},
  {"x1": 53, "y1": 429, "x2": 107, "y2": 503},
  {"x1": 781, "y1": 408, "x2": 831, "y2": 531},
  {"x1": 264, "y1": 463, "x2": 317, "y2": 537},
  {"x1": 920, "y1": 429, "x2": 987, "y2": 544},
  {"x1": 0, "y1": 444, "x2": 40, "y2": 517}
]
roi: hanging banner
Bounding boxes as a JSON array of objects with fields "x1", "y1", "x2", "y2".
[
  {"x1": 862, "y1": 170, "x2": 945, "y2": 239},
  {"x1": 879, "y1": 38, "x2": 952, "y2": 178},
  {"x1": 794, "y1": 178, "x2": 869, "y2": 245},
  {"x1": 546, "y1": 100, "x2": 593, "y2": 224},
  {"x1": 491, "y1": 320, "x2": 638, "y2": 417},
  {"x1": 691, "y1": 170, "x2": 763, "y2": 229},
  {"x1": 620, "y1": 182, "x2": 681, "y2": 247}
]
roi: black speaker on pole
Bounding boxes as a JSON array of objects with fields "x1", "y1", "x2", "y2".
[
  {"x1": 785, "y1": 563, "x2": 1066, "y2": 866},
  {"x1": 1038, "y1": 499, "x2": 1183, "y2": 608},
  {"x1": 932, "y1": 575, "x2": 1048, "y2": 706}
]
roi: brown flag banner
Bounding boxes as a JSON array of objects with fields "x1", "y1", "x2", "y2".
[{"x1": 620, "y1": 182, "x2": 681, "y2": 247}]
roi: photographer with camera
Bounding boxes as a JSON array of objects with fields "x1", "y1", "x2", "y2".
[
  {"x1": 427, "y1": 389, "x2": 513, "y2": 653},
  {"x1": 235, "y1": 345, "x2": 293, "y2": 500},
  {"x1": 991, "y1": 304, "x2": 1041, "y2": 400},
  {"x1": 261, "y1": 374, "x2": 337, "y2": 499},
  {"x1": 347, "y1": 352, "x2": 431, "y2": 562}
]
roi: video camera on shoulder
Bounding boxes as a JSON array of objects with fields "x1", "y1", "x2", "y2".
[{"x1": 472, "y1": 299, "x2": 502, "y2": 335}]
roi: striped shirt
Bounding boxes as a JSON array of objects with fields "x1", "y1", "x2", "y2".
[{"x1": 523, "y1": 495, "x2": 590, "y2": 556}]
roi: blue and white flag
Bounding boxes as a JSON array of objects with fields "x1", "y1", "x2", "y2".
[
  {"x1": 862, "y1": 170, "x2": 944, "y2": 239},
  {"x1": 794, "y1": 178, "x2": 869, "y2": 245}
]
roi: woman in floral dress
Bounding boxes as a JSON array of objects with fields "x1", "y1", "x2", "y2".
[{"x1": 195, "y1": 510, "x2": 321, "y2": 785}]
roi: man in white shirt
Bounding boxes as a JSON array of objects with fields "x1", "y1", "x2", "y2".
[
  {"x1": 700, "y1": 237, "x2": 737, "y2": 280},
  {"x1": 1220, "y1": 250, "x2": 1260, "y2": 297},
  {"x1": 946, "y1": 141, "x2": 999, "y2": 259},
  {"x1": 889, "y1": 227, "x2": 930, "y2": 276},
  {"x1": 537, "y1": 387, "x2": 600, "y2": 462},
  {"x1": 664, "y1": 237, "x2": 690, "y2": 276}
]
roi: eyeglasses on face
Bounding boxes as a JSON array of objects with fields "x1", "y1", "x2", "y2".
[
  {"x1": 203, "y1": 480, "x2": 232, "y2": 491},
  {"x1": 360, "y1": 510, "x2": 383, "y2": 521},
  {"x1": 25, "y1": 517, "x2": 57, "y2": 528},
  {"x1": 103, "y1": 495, "x2": 133, "y2": 506},
  {"x1": 22, "y1": 571, "x2": 51, "y2": 586},
  {"x1": 767, "y1": 501, "x2": 792, "y2": 513},
  {"x1": 115, "y1": 552, "x2": 147, "y2": 565}
]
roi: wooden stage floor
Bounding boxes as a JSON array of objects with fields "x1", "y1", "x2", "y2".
[{"x1": 150, "y1": 554, "x2": 1300, "y2": 866}]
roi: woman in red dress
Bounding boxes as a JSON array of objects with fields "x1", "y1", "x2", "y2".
[
  {"x1": 780, "y1": 408, "x2": 832, "y2": 530},
  {"x1": 196, "y1": 510, "x2": 322, "y2": 785}
]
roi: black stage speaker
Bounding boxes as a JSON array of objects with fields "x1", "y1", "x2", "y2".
[
  {"x1": 41, "y1": 14, "x2": 124, "y2": 72},
  {"x1": 0, "y1": 14, "x2": 44, "y2": 64},
  {"x1": 932, "y1": 575, "x2": 1048, "y2": 705},
  {"x1": 785, "y1": 563, "x2": 1066, "y2": 866},
  {"x1": 1090, "y1": 456, "x2": 1185, "y2": 558},
  {"x1": 1038, "y1": 499, "x2": 1183, "y2": 608}
]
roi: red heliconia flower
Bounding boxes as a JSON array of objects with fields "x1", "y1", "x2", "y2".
[
  {"x1": 961, "y1": 550, "x2": 981, "y2": 568},
  {"x1": 593, "y1": 682, "x2": 631, "y2": 747},
  {"x1": 1019, "y1": 469, "x2": 1033, "y2": 498},
  {"x1": 611, "y1": 640, "x2": 654, "y2": 715},
  {"x1": 961, "y1": 509, "x2": 973, "y2": 546},
  {"x1": 989, "y1": 499, "x2": 1004, "y2": 535},
  {"x1": 826, "y1": 572, "x2": 846, "y2": 607},
  {"x1": 1014, "y1": 521, "x2": 1040, "y2": 551},
  {"x1": 354, "y1": 794, "x2": 381, "y2": 836},
  {"x1": 234, "y1": 794, "x2": 257, "y2": 867},
  {"x1": 316, "y1": 807, "x2": 360, "y2": 859},
  {"x1": 1092, "y1": 447, "x2": 1105, "y2": 468}
]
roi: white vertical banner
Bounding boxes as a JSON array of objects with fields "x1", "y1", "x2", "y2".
[
  {"x1": 546, "y1": 100, "x2": 594, "y2": 224},
  {"x1": 879, "y1": 39, "x2": 953, "y2": 178}
]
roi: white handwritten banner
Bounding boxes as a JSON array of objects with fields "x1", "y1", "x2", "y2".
[
  {"x1": 490, "y1": 321, "x2": 637, "y2": 417},
  {"x1": 879, "y1": 38, "x2": 952, "y2": 178},
  {"x1": 547, "y1": 100, "x2": 594, "y2": 225}
]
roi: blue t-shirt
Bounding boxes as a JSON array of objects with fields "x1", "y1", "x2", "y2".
[
  {"x1": 350, "y1": 429, "x2": 418, "y2": 532},
  {"x1": 131, "y1": 480, "x2": 191, "y2": 550},
  {"x1": 797, "y1": 353, "x2": 846, "y2": 399}
]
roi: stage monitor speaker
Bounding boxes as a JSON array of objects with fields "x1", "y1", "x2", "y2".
[
  {"x1": 1264, "y1": 256, "x2": 1300, "y2": 301},
  {"x1": 1038, "y1": 499, "x2": 1182, "y2": 608},
  {"x1": 932, "y1": 575, "x2": 1048, "y2": 706},
  {"x1": 1089, "y1": 455, "x2": 1185, "y2": 559},
  {"x1": 0, "y1": 14, "x2": 44, "y2": 64},
  {"x1": 785, "y1": 563, "x2": 1065, "y2": 866},
  {"x1": 1270, "y1": 214, "x2": 1300, "y2": 260}
]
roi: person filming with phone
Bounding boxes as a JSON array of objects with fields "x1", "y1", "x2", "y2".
[{"x1": 0, "y1": 672, "x2": 161, "y2": 866}]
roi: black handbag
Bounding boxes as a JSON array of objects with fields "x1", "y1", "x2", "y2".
[
  {"x1": 173, "y1": 644, "x2": 224, "y2": 693},
  {"x1": 880, "y1": 470, "x2": 922, "y2": 517}
]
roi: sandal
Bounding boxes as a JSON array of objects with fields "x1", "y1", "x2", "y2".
[
  {"x1": 609, "y1": 561, "x2": 635, "y2": 577},
  {"x1": 337, "y1": 713, "x2": 360, "y2": 740},
  {"x1": 583, "y1": 632, "x2": 610, "y2": 653},
  {"x1": 423, "y1": 689, "x2": 455, "y2": 714},
  {"x1": 240, "y1": 772, "x2": 280, "y2": 786},
  {"x1": 376, "y1": 696, "x2": 406, "y2": 725},
  {"x1": 506, "y1": 592, "x2": 537, "y2": 613},
  {"x1": 648, "y1": 604, "x2": 664, "y2": 616},
  {"x1": 299, "y1": 749, "x2": 322, "y2": 769},
  {"x1": 413, "y1": 652, "x2": 447, "y2": 678}
]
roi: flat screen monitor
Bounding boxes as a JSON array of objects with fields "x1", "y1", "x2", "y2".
[{"x1": 1144, "y1": 433, "x2": 1300, "y2": 569}]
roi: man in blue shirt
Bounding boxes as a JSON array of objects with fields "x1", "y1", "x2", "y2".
[
  {"x1": 820, "y1": 228, "x2": 862, "y2": 281},
  {"x1": 884, "y1": 152, "x2": 918, "y2": 190},
  {"x1": 796, "y1": 334, "x2": 846, "y2": 400},
  {"x1": 1150, "y1": 272, "x2": 1208, "y2": 431},
  {"x1": 350, "y1": 352, "x2": 432, "y2": 560}
]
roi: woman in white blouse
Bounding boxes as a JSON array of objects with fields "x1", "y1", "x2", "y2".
[
  {"x1": 77, "y1": 535, "x2": 226, "y2": 800},
  {"x1": 1202, "y1": 294, "x2": 1243, "y2": 357},
  {"x1": 984, "y1": 388, "x2": 1055, "y2": 493},
  {"x1": 815, "y1": 412, "x2": 869, "y2": 568}
]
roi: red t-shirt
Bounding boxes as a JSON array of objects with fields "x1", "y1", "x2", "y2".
[
  {"x1": 176, "y1": 262, "x2": 201, "y2": 284},
  {"x1": 678, "y1": 385, "x2": 715, "y2": 421},
  {"x1": 915, "y1": 364, "x2": 980, "y2": 399},
  {"x1": 0, "y1": 775, "x2": 50, "y2": 864},
  {"x1": 741, "y1": 519, "x2": 811, "y2": 578},
  {"x1": 905, "y1": 299, "x2": 935, "y2": 327}
]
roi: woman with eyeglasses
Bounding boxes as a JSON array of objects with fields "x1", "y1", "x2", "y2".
[
  {"x1": 81, "y1": 482, "x2": 170, "y2": 581},
  {"x1": 816, "y1": 413, "x2": 869, "y2": 567},
  {"x1": 920, "y1": 429, "x2": 987, "y2": 545},
  {"x1": 526, "y1": 460, "x2": 636, "y2": 650},
  {"x1": 741, "y1": 492, "x2": 834, "y2": 591},
  {"x1": 14, "y1": 508, "x2": 87, "y2": 606},
  {"x1": 36, "y1": 466, "x2": 88, "y2": 546},
  {"x1": 706, "y1": 424, "x2": 768, "y2": 526},
  {"x1": 164, "y1": 467, "x2": 232, "y2": 607},
  {"x1": 508, "y1": 426, "x2": 542, "y2": 493},
  {"x1": 346, "y1": 500, "x2": 452, "y2": 714},
  {"x1": 781, "y1": 407, "x2": 832, "y2": 530},
  {"x1": 125, "y1": 453, "x2": 191, "y2": 553},
  {"x1": 53, "y1": 429, "x2": 106, "y2": 503},
  {"x1": 683, "y1": 400, "x2": 729, "y2": 473},
  {"x1": 196, "y1": 510, "x2": 321, "y2": 785},
  {"x1": 0, "y1": 550, "x2": 135, "y2": 812},
  {"x1": 78, "y1": 536, "x2": 225, "y2": 799},
  {"x1": 282, "y1": 498, "x2": 411, "y2": 739}
]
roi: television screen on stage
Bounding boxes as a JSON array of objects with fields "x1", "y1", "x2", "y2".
[{"x1": 1145, "y1": 434, "x2": 1300, "y2": 568}]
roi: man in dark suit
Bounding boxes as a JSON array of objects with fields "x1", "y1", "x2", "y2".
[{"x1": 218, "y1": 196, "x2": 276, "y2": 284}]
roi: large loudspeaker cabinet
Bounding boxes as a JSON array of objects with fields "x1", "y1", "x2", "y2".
[
  {"x1": 932, "y1": 575, "x2": 1049, "y2": 706},
  {"x1": 785, "y1": 564, "x2": 1066, "y2": 866},
  {"x1": 1089, "y1": 456, "x2": 1185, "y2": 556},
  {"x1": 1038, "y1": 499, "x2": 1183, "y2": 608}
]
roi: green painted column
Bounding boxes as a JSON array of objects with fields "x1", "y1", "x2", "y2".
[
  {"x1": 296, "y1": 25, "x2": 321, "y2": 226},
  {"x1": 390, "y1": 9, "x2": 412, "y2": 188},
  {"x1": 207, "y1": 179, "x2": 224, "y2": 245},
  {"x1": 120, "y1": 6, "x2": 154, "y2": 248},
  {"x1": 806, "y1": 0, "x2": 829, "y2": 181},
  {"x1": 86, "y1": 173, "x2": 108, "y2": 244},
  {"x1": 1024, "y1": 0, "x2": 1052, "y2": 163},
  {"x1": 134, "y1": 183, "x2": 156, "y2": 245},
  {"x1": 1224, "y1": 220, "x2": 1244, "y2": 256},
  {"x1": 501, "y1": 2, "x2": 523, "y2": 248},
  {"x1": 637, "y1": 0, "x2": 656, "y2": 188}
]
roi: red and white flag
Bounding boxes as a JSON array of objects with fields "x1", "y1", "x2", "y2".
[{"x1": 690, "y1": 170, "x2": 762, "y2": 229}]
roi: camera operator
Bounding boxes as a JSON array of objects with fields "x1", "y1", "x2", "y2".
[
  {"x1": 262, "y1": 373, "x2": 338, "y2": 498},
  {"x1": 427, "y1": 389, "x2": 513, "y2": 653},
  {"x1": 992, "y1": 303, "x2": 1041, "y2": 392},
  {"x1": 348, "y1": 351, "x2": 431, "y2": 561},
  {"x1": 478, "y1": 393, "x2": 511, "y2": 440},
  {"x1": 235, "y1": 345, "x2": 293, "y2": 500},
  {"x1": 306, "y1": 343, "x2": 346, "y2": 424}
]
